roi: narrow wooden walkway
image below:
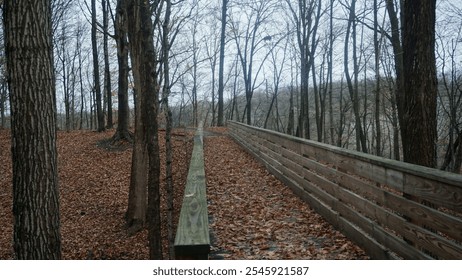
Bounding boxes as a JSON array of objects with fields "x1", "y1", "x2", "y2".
[{"x1": 203, "y1": 128, "x2": 368, "y2": 259}]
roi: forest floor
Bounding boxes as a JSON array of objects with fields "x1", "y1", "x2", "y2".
[{"x1": 0, "y1": 127, "x2": 368, "y2": 260}]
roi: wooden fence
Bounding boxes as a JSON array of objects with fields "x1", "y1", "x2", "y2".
[
  {"x1": 174, "y1": 125, "x2": 210, "y2": 259},
  {"x1": 228, "y1": 121, "x2": 462, "y2": 259}
]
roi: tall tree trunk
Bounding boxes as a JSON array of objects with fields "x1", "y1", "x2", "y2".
[
  {"x1": 217, "y1": 0, "x2": 228, "y2": 126},
  {"x1": 328, "y1": 0, "x2": 335, "y2": 145},
  {"x1": 0, "y1": 82, "x2": 5, "y2": 128},
  {"x1": 385, "y1": 0, "x2": 404, "y2": 160},
  {"x1": 373, "y1": 0, "x2": 382, "y2": 156},
  {"x1": 287, "y1": 83, "x2": 295, "y2": 135},
  {"x1": 91, "y1": 0, "x2": 105, "y2": 132},
  {"x1": 441, "y1": 131, "x2": 462, "y2": 172},
  {"x1": 161, "y1": 0, "x2": 175, "y2": 259},
  {"x1": 112, "y1": 0, "x2": 132, "y2": 142},
  {"x1": 59, "y1": 25, "x2": 71, "y2": 132},
  {"x1": 401, "y1": 0, "x2": 438, "y2": 167},
  {"x1": 287, "y1": 0, "x2": 321, "y2": 140},
  {"x1": 192, "y1": 49, "x2": 199, "y2": 127},
  {"x1": 312, "y1": 60, "x2": 322, "y2": 142},
  {"x1": 77, "y1": 25, "x2": 85, "y2": 129},
  {"x1": 344, "y1": 0, "x2": 367, "y2": 153},
  {"x1": 4, "y1": 0, "x2": 62, "y2": 259},
  {"x1": 126, "y1": 0, "x2": 162, "y2": 259},
  {"x1": 103, "y1": 0, "x2": 113, "y2": 129},
  {"x1": 209, "y1": 55, "x2": 217, "y2": 127},
  {"x1": 125, "y1": 16, "x2": 148, "y2": 233},
  {"x1": 337, "y1": 77, "x2": 346, "y2": 147},
  {"x1": 390, "y1": 88, "x2": 401, "y2": 160}
]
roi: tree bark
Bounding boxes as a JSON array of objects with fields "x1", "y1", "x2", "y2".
[
  {"x1": 401, "y1": 0, "x2": 438, "y2": 167},
  {"x1": 4, "y1": 0, "x2": 62, "y2": 259},
  {"x1": 161, "y1": 0, "x2": 175, "y2": 259},
  {"x1": 328, "y1": 0, "x2": 335, "y2": 145},
  {"x1": 373, "y1": 0, "x2": 382, "y2": 156},
  {"x1": 217, "y1": 0, "x2": 228, "y2": 126},
  {"x1": 126, "y1": 0, "x2": 162, "y2": 259},
  {"x1": 287, "y1": 0, "x2": 322, "y2": 139},
  {"x1": 91, "y1": 0, "x2": 105, "y2": 132},
  {"x1": 125, "y1": 0, "x2": 148, "y2": 232},
  {"x1": 0, "y1": 82, "x2": 5, "y2": 128},
  {"x1": 385, "y1": 0, "x2": 403, "y2": 161},
  {"x1": 344, "y1": 0, "x2": 367, "y2": 153},
  {"x1": 103, "y1": 0, "x2": 113, "y2": 129},
  {"x1": 112, "y1": 0, "x2": 132, "y2": 143}
]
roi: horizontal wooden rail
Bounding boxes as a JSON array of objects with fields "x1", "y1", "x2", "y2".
[
  {"x1": 174, "y1": 125, "x2": 210, "y2": 259},
  {"x1": 228, "y1": 121, "x2": 462, "y2": 259}
]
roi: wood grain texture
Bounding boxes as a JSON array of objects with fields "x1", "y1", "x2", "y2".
[{"x1": 174, "y1": 127, "x2": 210, "y2": 259}]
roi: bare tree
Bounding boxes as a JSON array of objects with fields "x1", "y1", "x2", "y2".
[
  {"x1": 190, "y1": 12, "x2": 201, "y2": 127},
  {"x1": 286, "y1": 0, "x2": 323, "y2": 139},
  {"x1": 327, "y1": 0, "x2": 335, "y2": 145},
  {"x1": 385, "y1": 0, "x2": 403, "y2": 160},
  {"x1": 56, "y1": 21, "x2": 72, "y2": 131},
  {"x1": 373, "y1": 0, "x2": 382, "y2": 156},
  {"x1": 217, "y1": 0, "x2": 228, "y2": 126},
  {"x1": 264, "y1": 35, "x2": 289, "y2": 131},
  {"x1": 436, "y1": 18, "x2": 462, "y2": 172},
  {"x1": 204, "y1": 13, "x2": 220, "y2": 127},
  {"x1": 230, "y1": 0, "x2": 277, "y2": 125},
  {"x1": 343, "y1": 0, "x2": 367, "y2": 153},
  {"x1": 160, "y1": 0, "x2": 175, "y2": 259},
  {"x1": 103, "y1": 0, "x2": 113, "y2": 129},
  {"x1": 126, "y1": 0, "x2": 163, "y2": 259},
  {"x1": 91, "y1": 0, "x2": 105, "y2": 132},
  {"x1": 125, "y1": 0, "x2": 149, "y2": 232},
  {"x1": 286, "y1": 53, "x2": 296, "y2": 136},
  {"x1": 75, "y1": 22, "x2": 89, "y2": 130},
  {"x1": 111, "y1": 0, "x2": 132, "y2": 142}
]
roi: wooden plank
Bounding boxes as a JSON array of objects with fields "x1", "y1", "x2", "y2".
[
  {"x1": 174, "y1": 127, "x2": 210, "y2": 260},
  {"x1": 403, "y1": 173, "x2": 462, "y2": 212},
  {"x1": 335, "y1": 200, "x2": 430, "y2": 259},
  {"x1": 268, "y1": 151, "x2": 342, "y2": 213},
  {"x1": 274, "y1": 164, "x2": 395, "y2": 259},
  {"x1": 284, "y1": 177, "x2": 341, "y2": 230},
  {"x1": 306, "y1": 161, "x2": 462, "y2": 258},
  {"x1": 383, "y1": 192, "x2": 462, "y2": 242},
  {"x1": 401, "y1": 221, "x2": 462, "y2": 259},
  {"x1": 231, "y1": 130, "x2": 259, "y2": 157},
  {"x1": 293, "y1": 164, "x2": 433, "y2": 259},
  {"x1": 332, "y1": 169, "x2": 462, "y2": 244},
  {"x1": 334, "y1": 187, "x2": 446, "y2": 259},
  {"x1": 278, "y1": 149, "x2": 308, "y2": 179},
  {"x1": 336, "y1": 214, "x2": 398, "y2": 259}
]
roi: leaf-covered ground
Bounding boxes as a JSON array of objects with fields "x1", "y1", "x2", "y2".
[
  {"x1": 0, "y1": 128, "x2": 193, "y2": 259},
  {"x1": 0, "y1": 127, "x2": 368, "y2": 259},
  {"x1": 204, "y1": 127, "x2": 368, "y2": 260}
]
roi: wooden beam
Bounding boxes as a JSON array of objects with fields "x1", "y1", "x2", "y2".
[{"x1": 174, "y1": 125, "x2": 210, "y2": 260}]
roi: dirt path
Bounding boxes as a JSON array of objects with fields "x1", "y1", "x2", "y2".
[{"x1": 204, "y1": 128, "x2": 368, "y2": 260}]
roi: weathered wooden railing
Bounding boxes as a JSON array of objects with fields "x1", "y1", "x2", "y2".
[
  {"x1": 229, "y1": 121, "x2": 462, "y2": 259},
  {"x1": 174, "y1": 125, "x2": 210, "y2": 259}
]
